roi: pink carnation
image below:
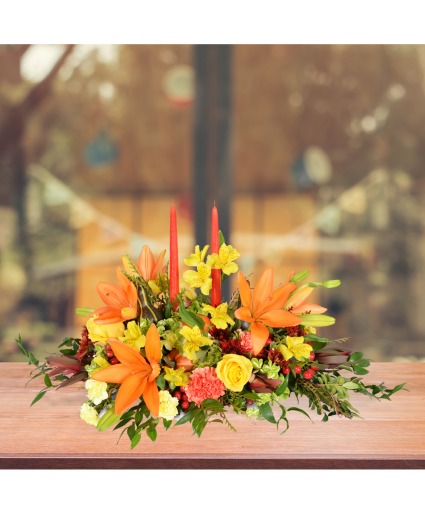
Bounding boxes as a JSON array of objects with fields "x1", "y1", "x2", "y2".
[
  {"x1": 185, "y1": 367, "x2": 226, "y2": 406},
  {"x1": 239, "y1": 331, "x2": 254, "y2": 353}
]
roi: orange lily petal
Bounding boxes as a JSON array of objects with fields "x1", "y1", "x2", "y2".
[
  {"x1": 138, "y1": 246, "x2": 155, "y2": 281},
  {"x1": 96, "y1": 282, "x2": 128, "y2": 308},
  {"x1": 259, "y1": 309, "x2": 302, "y2": 328},
  {"x1": 91, "y1": 364, "x2": 132, "y2": 384},
  {"x1": 91, "y1": 306, "x2": 124, "y2": 325},
  {"x1": 151, "y1": 249, "x2": 166, "y2": 280},
  {"x1": 115, "y1": 372, "x2": 148, "y2": 414},
  {"x1": 117, "y1": 268, "x2": 139, "y2": 307},
  {"x1": 108, "y1": 339, "x2": 150, "y2": 371},
  {"x1": 143, "y1": 380, "x2": 160, "y2": 417},
  {"x1": 252, "y1": 267, "x2": 273, "y2": 312},
  {"x1": 292, "y1": 303, "x2": 327, "y2": 314},
  {"x1": 234, "y1": 306, "x2": 255, "y2": 323},
  {"x1": 198, "y1": 314, "x2": 212, "y2": 331},
  {"x1": 237, "y1": 272, "x2": 252, "y2": 309},
  {"x1": 284, "y1": 285, "x2": 314, "y2": 310},
  {"x1": 258, "y1": 282, "x2": 297, "y2": 315},
  {"x1": 145, "y1": 324, "x2": 162, "y2": 363},
  {"x1": 250, "y1": 321, "x2": 270, "y2": 356}
]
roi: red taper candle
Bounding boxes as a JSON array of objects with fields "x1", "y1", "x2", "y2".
[
  {"x1": 211, "y1": 203, "x2": 221, "y2": 306},
  {"x1": 169, "y1": 203, "x2": 179, "y2": 303}
]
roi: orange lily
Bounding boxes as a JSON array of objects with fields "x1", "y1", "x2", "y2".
[
  {"x1": 125, "y1": 245, "x2": 166, "y2": 281},
  {"x1": 92, "y1": 267, "x2": 138, "y2": 325},
  {"x1": 234, "y1": 267, "x2": 302, "y2": 355},
  {"x1": 92, "y1": 324, "x2": 162, "y2": 416},
  {"x1": 283, "y1": 284, "x2": 327, "y2": 314}
]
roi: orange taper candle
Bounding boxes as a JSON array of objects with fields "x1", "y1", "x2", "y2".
[
  {"x1": 169, "y1": 203, "x2": 179, "y2": 303},
  {"x1": 211, "y1": 203, "x2": 221, "y2": 306}
]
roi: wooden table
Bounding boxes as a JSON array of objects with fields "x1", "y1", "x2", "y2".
[{"x1": 0, "y1": 362, "x2": 424, "y2": 469}]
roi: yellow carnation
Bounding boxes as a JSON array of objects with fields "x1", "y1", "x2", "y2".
[
  {"x1": 216, "y1": 354, "x2": 253, "y2": 392},
  {"x1": 80, "y1": 402, "x2": 99, "y2": 426},
  {"x1": 85, "y1": 379, "x2": 108, "y2": 405},
  {"x1": 87, "y1": 317, "x2": 125, "y2": 344},
  {"x1": 158, "y1": 390, "x2": 179, "y2": 420}
]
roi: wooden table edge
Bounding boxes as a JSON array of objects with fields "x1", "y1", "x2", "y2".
[{"x1": 1, "y1": 455, "x2": 424, "y2": 469}]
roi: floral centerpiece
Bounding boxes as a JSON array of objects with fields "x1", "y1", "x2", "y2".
[{"x1": 18, "y1": 204, "x2": 404, "y2": 448}]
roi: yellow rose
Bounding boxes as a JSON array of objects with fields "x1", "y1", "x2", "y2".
[
  {"x1": 87, "y1": 317, "x2": 125, "y2": 344},
  {"x1": 216, "y1": 354, "x2": 253, "y2": 392}
]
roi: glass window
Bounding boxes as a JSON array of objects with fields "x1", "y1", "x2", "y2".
[{"x1": 1, "y1": 44, "x2": 424, "y2": 362}]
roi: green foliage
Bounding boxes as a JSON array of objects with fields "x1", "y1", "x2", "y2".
[
  {"x1": 75, "y1": 307, "x2": 95, "y2": 317},
  {"x1": 178, "y1": 300, "x2": 205, "y2": 330},
  {"x1": 97, "y1": 407, "x2": 121, "y2": 432},
  {"x1": 289, "y1": 270, "x2": 309, "y2": 284}
]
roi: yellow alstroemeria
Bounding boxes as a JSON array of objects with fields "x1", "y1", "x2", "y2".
[
  {"x1": 179, "y1": 279, "x2": 197, "y2": 301},
  {"x1": 179, "y1": 325, "x2": 211, "y2": 361},
  {"x1": 202, "y1": 302, "x2": 235, "y2": 330},
  {"x1": 184, "y1": 245, "x2": 210, "y2": 267},
  {"x1": 279, "y1": 336, "x2": 312, "y2": 361},
  {"x1": 183, "y1": 262, "x2": 212, "y2": 295},
  {"x1": 207, "y1": 244, "x2": 240, "y2": 276},
  {"x1": 119, "y1": 320, "x2": 146, "y2": 350},
  {"x1": 86, "y1": 317, "x2": 125, "y2": 344},
  {"x1": 163, "y1": 366, "x2": 190, "y2": 387}
]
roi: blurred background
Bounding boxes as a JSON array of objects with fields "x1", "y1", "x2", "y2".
[{"x1": 1, "y1": 44, "x2": 425, "y2": 362}]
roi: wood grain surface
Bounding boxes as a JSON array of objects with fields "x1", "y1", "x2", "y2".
[{"x1": 0, "y1": 362, "x2": 423, "y2": 469}]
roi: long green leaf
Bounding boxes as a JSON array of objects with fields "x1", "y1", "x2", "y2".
[
  {"x1": 258, "y1": 403, "x2": 276, "y2": 424},
  {"x1": 16, "y1": 335, "x2": 29, "y2": 358},
  {"x1": 179, "y1": 301, "x2": 205, "y2": 330},
  {"x1": 174, "y1": 410, "x2": 194, "y2": 426},
  {"x1": 30, "y1": 390, "x2": 47, "y2": 406},
  {"x1": 288, "y1": 406, "x2": 313, "y2": 421},
  {"x1": 44, "y1": 374, "x2": 52, "y2": 388}
]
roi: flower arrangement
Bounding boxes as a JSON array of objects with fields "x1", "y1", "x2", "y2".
[{"x1": 18, "y1": 204, "x2": 404, "y2": 448}]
